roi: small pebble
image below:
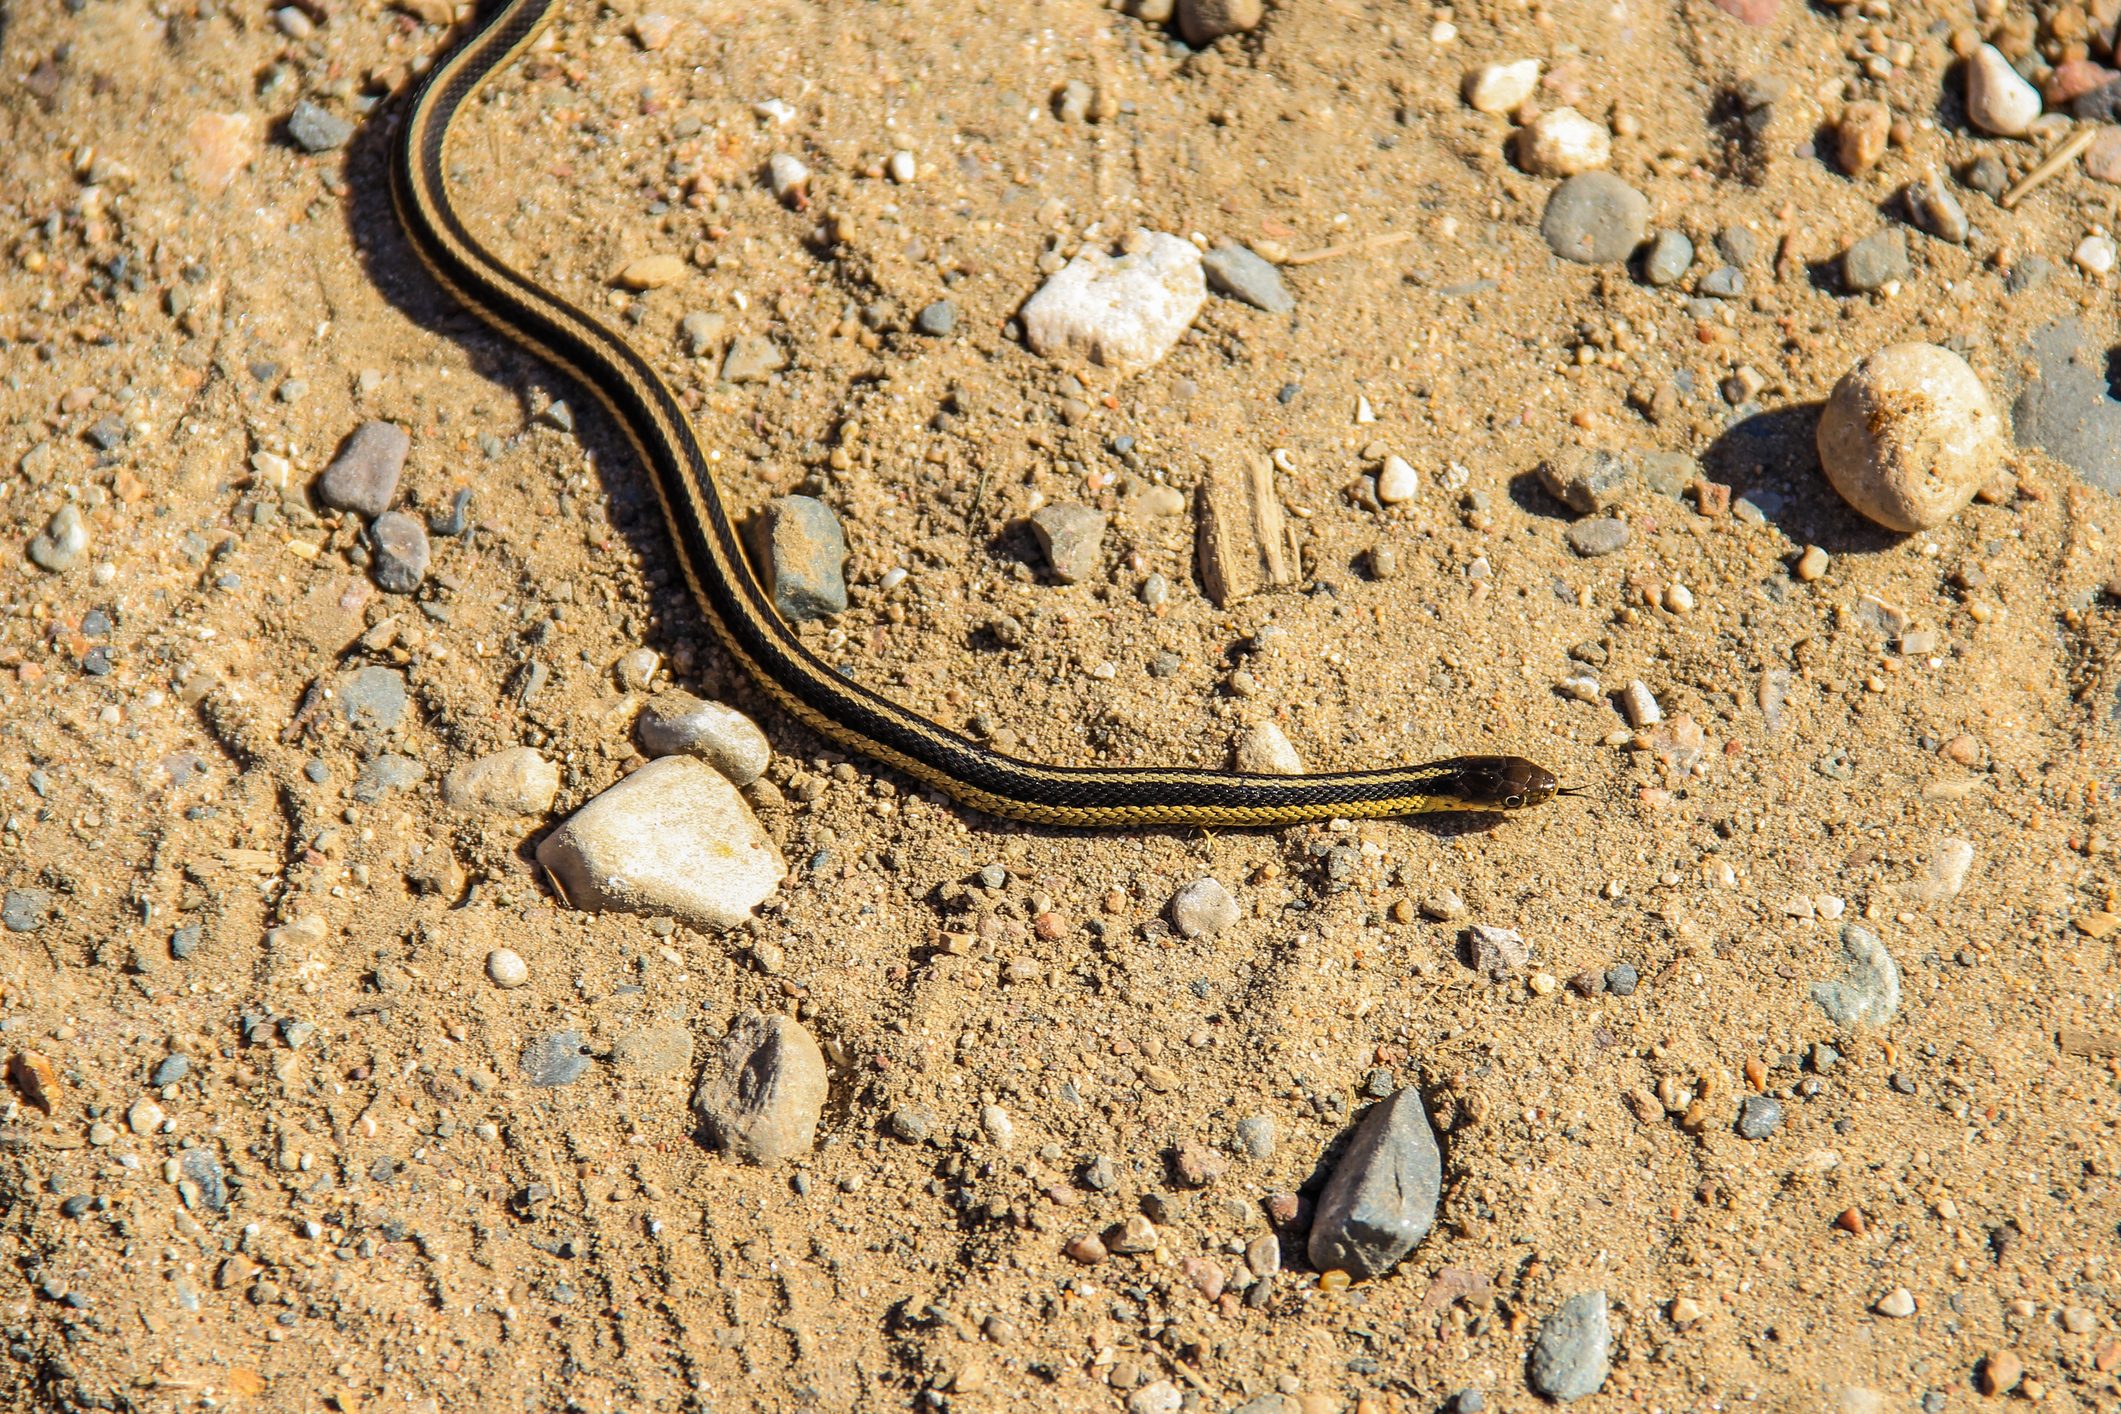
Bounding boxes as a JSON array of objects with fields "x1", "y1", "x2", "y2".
[
  {"x1": 1517, "y1": 107, "x2": 1610, "y2": 177},
  {"x1": 27, "y1": 505, "x2": 88, "y2": 573},
  {"x1": 691, "y1": 1012, "x2": 828, "y2": 1163},
  {"x1": 1794, "y1": 545, "x2": 1830, "y2": 582},
  {"x1": 749, "y1": 495, "x2": 847, "y2": 619},
  {"x1": 1464, "y1": 59, "x2": 1539, "y2": 114},
  {"x1": 887, "y1": 149, "x2": 917, "y2": 183},
  {"x1": 1565, "y1": 518, "x2": 1630, "y2": 557},
  {"x1": 519, "y1": 1030, "x2": 590, "y2": 1088},
  {"x1": 486, "y1": 948, "x2": 529, "y2": 988},
  {"x1": 1176, "y1": 0, "x2": 1262, "y2": 46},
  {"x1": 127, "y1": 1098, "x2": 165, "y2": 1134},
  {"x1": 1029, "y1": 503, "x2": 1106, "y2": 584},
  {"x1": 1735, "y1": 1094, "x2": 1783, "y2": 1139},
  {"x1": 1875, "y1": 1287, "x2": 1917, "y2": 1319},
  {"x1": 1376, "y1": 454, "x2": 1420, "y2": 504},
  {"x1": 1979, "y1": 1351, "x2": 2023, "y2": 1396},
  {"x1": 1529, "y1": 1291, "x2": 1612, "y2": 1401},
  {"x1": 1235, "y1": 1113, "x2": 1276, "y2": 1159},
  {"x1": 1620, "y1": 680, "x2": 1661, "y2": 727},
  {"x1": 888, "y1": 1105, "x2": 933, "y2": 1143},
  {"x1": 1905, "y1": 171, "x2": 1969, "y2": 244},
  {"x1": 1642, "y1": 230, "x2": 1694, "y2": 287},
  {"x1": 1538, "y1": 448, "x2": 1632, "y2": 514},
  {"x1": 285, "y1": 100, "x2": 353, "y2": 153},
  {"x1": 767, "y1": 152, "x2": 810, "y2": 205},
  {"x1": 913, "y1": 300, "x2": 956, "y2": 337},
  {"x1": 368, "y1": 511, "x2": 430, "y2": 594},
  {"x1": 1307, "y1": 1088, "x2": 1441, "y2": 1280},
  {"x1": 1233, "y1": 721, "x2": 1304, "y2": 774},
  {"x1": 442, "y1": 747, "x2": 560, "y2": 818},
  {"x1": 636, "y1": 692, "x2": 772, "y2": 786},
  {"x1": 150, "y1": 1055, "x2": 190, "y2": 1087},
  {"x1": 1606, "y1": 962, "x2": 1639, "y2": 995},
  {"x1": 2085, "y1": 128, "x2": 2121, "y2": 185},
  {"x1": 1200, "y1": 244, "x2": 1293, "y2": 314},
  {"x1": 1841, "y1": 228, "x2": 1910, "y2": 293},
  {"x1": 1541, "y1": 173, "x2": 1649, "y2": 265},
  {"x1": 617, "y1": 254, "x2": 687, "y2": 290},
  {"x1": 1170, "y1": 878, "x2": 1240, "y2": 938},
  {"x1": 1837, "y1": 101, "x2": 1891, "y2": 174},
  {"x1": 2074, "y1": 234, "x2": 2118, "y2": 275},
  {"x1": 1812, "y1": 923, "x2": 1901, "y2": 1027},
  {"x1": 316, "y1": 421, "x2": 409, "y2": 517}
]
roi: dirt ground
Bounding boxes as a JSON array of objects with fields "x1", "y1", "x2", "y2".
[{"x1": 4, "y1": 0, "x2": 2121, "y2": 1409}]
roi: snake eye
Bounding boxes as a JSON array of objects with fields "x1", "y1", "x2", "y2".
[{"x1": 1504, "y1": 794, "x2": 1523, "y2": 809}]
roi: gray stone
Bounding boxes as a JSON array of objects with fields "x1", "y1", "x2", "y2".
[
  {"x1": 1642, "y1": 229, "x2": 1694, "y2": 287},
  {"x1": 1736, "y1": 1094, "x2": 1783, "y2": 1139},
  {"x1": 285, "y1": 100, "x2": 353, "y2": 153},
  {"x1": 1529, "y1": 1291, "x2": 1612, "y2": 1401},
  {"x1": 442, "y1": 746, "x2": 559, "y2": 817},
  {"x1": 1169, "y1": 878, "x2": 1239, "y2": 938},
  {"x1": 2013, "y1": 318, "x2": 2121, "y2": 493},
  {"x1": 2004, "y1": 256, "x2": 2055, "y2": 294},
  {"x1": 1235, "y1": 1113, "x2": 1276, "y2": 1159},
  {"x1": 679, "y1": 310, "x2": 727, "y2": 357},
  {"x1": 1540, "y1": 173, "x2": 1649, "y2": 265},
  {"x1": 913, "y1": 300, "x2": 956, "y2": 336},
  {"x1": 1537, "y1": 448, "x2": 1632, "y2": 514},
  {"x1": 84, "y1": 414, "x2": 126, "y2": 451},
  {"x1": 1697, "y1": 265, "x2": 1745, "y2": 298},
  {"x1": 1963, "y1": 154, "x2": 2010, "y2": 199},
  {"x1": 1811, "y1": 923, "x2": 1901, "y2": 1027},
  {"x1": 721, "y1": 335, "x2": 787, "y2": 384},
  {"x1": 337, "y1": 665, "x2": 409, "y2": 733},
  {"x1": 635, "y1": 692, "x2": 772, "y2": 786},
  {"x1": 748, "y1": 495, "x2": 847, "y2": 622},
  {"x1": 27, "y1": 504, "x2": 88, "y2": 573},
  {"x1": 316, "y1": 421, "x2": 409, "y2": 517},
  {"x1": 1605, "y1": 961, "x2": 1639, "y2": 995},
  {"x1": 691, "y1": 1012, "x2": 828, "y2": 1164},
  {"x1": 2074, "y1": 77, "x2": 2121, "y2": 122},
  {"x1": 1906, "y1": 171, "x2": 1969, "y2": 243},
  {"x1": 151, "y1": 1055, "x2": 191, "y2": 1087},
  {"x1": 177, "y1": 1148, "x2": 228, "y2": 1213},
  {"x1": 1716, "y1": 226, "x2": 1761, "y2": 268},
  {"x1": 368, "y1": 510, "x2": 429, "y2": 594},
  {"x1": 520, "y1": 1030, "x2": 591, "y2": 1088},
  {"x1": 888, "y1": 1104, "x2": 934, "y2": 1142},
  {"x1": 3, "y1": 888, "x2": 52, "y2": 933},
  {"x1": 1201, "y1": 243, "x2": 1294, "y2": 313},
  {"x1": 352, "y1": 753, "x2": 424, "y2": 803},
  {"x1": 1641, "y1": 451, "x2": 1697, "y2": 497},
  {"x1": 169, "y1": 924, "x2": 202, "y2": 960},
  {"x1": 534, "y1": 755, "x2": 786, "y2": 931},
  {"x1": 1306, "y1": 1088, "x2": 1442, "y2": 1281},
  {"x1": 1841, "y1": 228, "x2": 1910, "y2": 293},
  {"x1": 1030, "y1": 503, "x2": 1107, "y2": 583},
  {"x1": 613, "y1": 1025, "x2": 694, "y2": 1078},
  {"x1": 1565, "y1": 518, "x2": 1630, "y2": 557}
]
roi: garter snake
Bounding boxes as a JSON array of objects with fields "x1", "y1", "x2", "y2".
[{"x1": 389, "y1": 0, "x2": 1566, "y2": 827}]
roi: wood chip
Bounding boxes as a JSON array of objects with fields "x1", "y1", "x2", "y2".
[
  {"x1": 1196, "y1": 452, "x2": 1298, "y2": 607},
  {"x1": 2058, "y1": 1028, "x2": 2121, "y2": 1058}
]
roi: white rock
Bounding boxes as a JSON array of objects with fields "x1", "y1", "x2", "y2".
[
  {"x1": 1516, "y1": 106, "x2": 1611, "y2": 177},
  {"x1": 768, "y1": 152, "x2": 809, "y2": 205},
  {"x1": 1464, "y1": 59, "x2": 1539, "y2": 114},
  {"x1": 486, "y1": 948, "x2": 529, "y2": 988},
  {"x1": 1816, "y1": 343, "x2": 2003, "y2": 532},
  {"x1": 1170, "y1": 878, "x2": 1240, "y2": 938},
  {"x1": 535, "y1": 756, "x2": 787, "y2": 931},
  {"x1": 634, "y1": 691, "x2": 772, "y2": 786},
  {"x1": 1020, "y1": 231, "x2": 1206, "y2": 377},
  {"x1": 1376, "y1": 454, "x2": 1420, "y2": 504},
  {"x1": 1233, "y1": 721, "x2": 1304, "y2": 774},
  {"x1": 1966, "y1": 45, "x2": 2041, "y2": 137},
  {"x1": 1902, "y1": 838, "x2": 1974, "y2": 903},
  {"x1": 1621, "y1": 680, "x2": 1662, "y2": 727},
  {"x1": 1558, "y1": 675, "x2": 1603, "y2": 704},
  {"x1": 128, "y1": 1098, "x2": 166, "y2": 1134},
  {"x1": 887, "y1": 149, "x2": 917, "y2": 183},
  {"x1": 442, "y1": 747, "x2": 560, "y2": 818},
  {"x1": 1875, "y1": 1287, "x2": 1917, "y2": 1319},
  {"x1": 2074, "y1": 233, "x2": 2117, "y2": 275},
  {"x1": 981, "y1": 1103, "x2": 1015, "y2": 1149}
]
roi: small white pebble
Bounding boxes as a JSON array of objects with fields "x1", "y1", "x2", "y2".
[
  {"x1": 1376, "y1": 454, "x2": 1419, "y2": 504},
  {"x1": 1464, "y1": 59, "x2": 1539, "y2": 114},
  {"x1": 1621, "y1": 679, "x2": 1663, "y2": 727},
  {"x1": 486, "y1": 948, "x2": 529, "y2": 989},
  {"x1": 1662, "y1": 584, "x2": 1695, "y2": 614},
  {"x1": 887, "y1": 149, "x2": 917, "y2": 184},
  {"x1": 1558, "y1": 675, "x2": 1603, "y2": 704},
  {"x1": 981, "y1": 1103, "x2": 1015, "y2": 1149},
  {"x1": 1875, "y1": 1287, "x2": 1917, "y2": 1319},
  {"x1": 2075, "y1": 234, "x2": 2117, "y2": 275},
  {"x1": 752, "y1": 98, "x2": 796, "y2": 125},
  {"x1": 1430, "y1": 18, "x2": 1457, "y2": 43}
]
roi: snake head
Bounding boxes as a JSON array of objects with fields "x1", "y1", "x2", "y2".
[{"x1": 1445, "y1": 756, "x2": 1559, "y2": 811}]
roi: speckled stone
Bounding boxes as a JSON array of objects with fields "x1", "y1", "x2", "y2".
[
  {"x1": 1529, "y1": 1291, "x2": 1612, "y2": 1401},
  {"x1": 748, "y1": 495, "x2": 848, "y2": 622},
  {"x1": 1540, "y1": 173, "x2": 1649, "y2": 265}
]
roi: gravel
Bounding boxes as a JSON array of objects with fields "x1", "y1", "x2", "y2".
[
  {"x1": 442, "y1": 747, "x2": 559, "y2": 818},
  {"x1": 1641, "y1": 230, "x2": 1693, "y2": 286},
  {"x1": 1736, "y1": 1094, "x2": 1783, "y2": 1139},
  {"x1": 285, "y1": 100, "x2": 353, "y2": 153},
  {"x1": 1565, "y1": 518, "x2": 1630, "y2": 557},
  {"x1": 913, "y1": 300, "x2": 956, "y2": 336},
  {"x1": 27, "y1": 505, "x2": 88, "y2": 573},
  {"x1": 485, "y1": 949, "x2": 529, "y2": 988},
  {"x1": 1841, "y1": 229, "x2": 1910, "y2": 293},
  {"x1": 1201, "y1": 243, "x2": 1294, "y2": 313},
  {"x1": 1029, "y1": 503, "x2": 1106, "y2": 584}
]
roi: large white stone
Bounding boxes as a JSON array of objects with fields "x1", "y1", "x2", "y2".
[
  {"x1": 634, "y1": 691, "x2": 772, "y2": 786},
  {"x1": 535, "y1": 756, "x2": 786, "y2": 930},
  {"x1": 1021, "y1": 231, "x2": 1206, "y2": 377},
  {"x1": 1966, "y1": 44, "x2": 2041, "y2": 137}
]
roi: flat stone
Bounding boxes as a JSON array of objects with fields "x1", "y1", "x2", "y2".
[
  {"x1": 2013, "y1": 318, "x2": 2121, "y2": 493},
  {"x1": 285, "y1": 100, "x2": 353, "y2": 153},
  {"x1": 1811, "y1": 923, "x2": 1901, "y2": 1027},
  {"x1": 1565, "y1": 518, "x2": 1630, "y2": 557},
  {"x1": 1530, "y1": 1291, "x2": 1612, "y2": 1401},
  {"x1": 1642, "y1": 230, "x2": 1694, "y2": 286},
  {"x1": 679, "y1": 310, "x2": 727, "y2": 357},
  {"x1": 635, "y1": 692, "x2": 772, "y2": 786},
  {"x1": 336, "y1": 665, "x2": 409, "y2": 734},
  {"x1": 3, "y1": 888, "x2": 52, "y2": 933},
  {"x1": 28, "y1": 504, "x2": 88, "y2": 573},
  {"x1": 748, "y1": 495, "x2": 848, "y2": 622},
  {"x1": 1537, "y1": 448, "x2": 1632, "y2": 514},
  {"x1": 1841, "y1": 228, "x2": 1910, "y2": 293},
  {"x1": 613, "y1": 1025, "x2": 694, "y2": 1077},
  {"x1": 721, "y1": 335, "x2": 787, "y2": 384},
  {"x1": 691, "y1": 1012, "x2": 827, "y2": 1163},
  {"x1": 1170, "y1": 878, "x2": 1240, "y2": 938},
  {"x1": 535, "y1": 755, "x2": 786, "y2": 931},
  {"x1": 444, "y1": 747, "x2": 558, "y2": 817},
  {"x1": 1021, "y1": 231, "x2": 1205, "y2": 377},
  {"x1": 1736, "y1": 1094, "x2": 1783, "y2": 1139},
  {"x1": 1540, "y1": 173, "x2": 1649, "y2": 265},
  {"x1": 368, "y1": 510, "x2": 430, "y2": 594},
  {"x1": 1200, "y1": 244, "x2": 1293, "y2": 313},
  {"x1": 520, "y1": 1030, "x2": 590, "y2": 1088},
  {"x1": 316, "y1": 421, "x2": 409, "y2": 517},
  {"x1": 1306, "y1": 1087, "x2": 1442, "y2": 1281},
  {"x1": 616, "y1": 254, "x2": 686, "y2": 290},
  {"x1": 1030, "y1": 503, "x2": 1106, "y2": 583}
]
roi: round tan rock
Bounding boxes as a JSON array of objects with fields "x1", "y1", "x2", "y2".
[{"x1": 1816, "y1": 343, "x2": 2004, "y2": 532}]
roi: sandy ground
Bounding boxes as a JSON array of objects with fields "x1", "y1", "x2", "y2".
[{"x1": 3, "y1": 0, "x2": 2121, "y2": 1409}]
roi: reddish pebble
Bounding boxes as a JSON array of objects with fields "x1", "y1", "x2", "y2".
[
  {"x1": 1712, "y1": 0, "x2": 1777, "y2": 23},
  {"x1": 2086, "y1": 127, "x2": 2121, "y2": 186},
  {"x1": 1063, "y1": 1234, "x2": 1107, "y2": 1265},
  {"x1": 1032, "y1": 911, "x2": 1067, "y2": 941},
  {"x1": 2094, "y1": 1339, "x2": 2119, "y2": 1372},
  {"x1": 1181, "y1": 1256, "x2": 1226, "y2": 1301},
  {"x1": 2047, "y1": 60, "x2": 2117, "y2": 106},
  {"x1": 1835, "y1": 1207, "x2": 1868, "y2": 1236},
  {"x1": 1692, "y1": 480, "x2": 1731, "y2": 517},
  {"x1": 1264, "y1": 1191, "x2": 1300, "y2": 1225}
]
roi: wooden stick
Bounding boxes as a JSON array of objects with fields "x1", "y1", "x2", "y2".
[
  {"x1": 1282, "y1": 231, "x2": 1417, "y2": 266},
  {"x1": 2000, "y1": 124, "x2": 2097, "y2": 209}
]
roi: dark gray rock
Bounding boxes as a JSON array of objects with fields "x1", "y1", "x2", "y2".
[
  {"x1": 151, "y1": 1055, "x2": 191, "y2": 1087},
  {"x1": 914, "y1": 300, "x2": 957, "y2": 336},
  {"x1": 520, "y1": 1030, "x2": 591, "y2": 1088},
  {"x1": 178, "y1": 1148, "x2": 228, "y2": 1213},
  {"x1": 1305, "y1": 1087, "x2": 1442, "y2": 1281},
  {"x1": 369, "y1": 511, "x2": 430, "y2": 594},
  {"x1": 2073, "y1": 77, "x2": 2121, "y2": 123},
  {"x1": 1540, "y1": 173, "x2": 1649, "y2": 265},
  {"x1": 1201, "y1": 243, "x2": 1294, "y2": 313},
  {"x1": 1564, "y1": 518, "x2": 1630, "y2": 557},
  {"x1": 1962, "y1": 154, "x2": 2009, "y2": 199},
  {"x1": 2013, "y1": 318, "x2": 2121, "y2": 493},
  {"x1": 1716, "y1": 226, "x2": 1761, "y2": 268},
  {"x1": 1697, "y1": 265, "x2": 1745, "y2": 299},
  {"x1": 1641, "y1": 230, "x2": 1693, "y2": 287},
  {"x1": 1528, "y1": 1290, "x2": 1611, "y2": 1401},
  {"x1": 1842, "y1": 228, "x2": 1910, "y2": 293},
  {"x1": 3, "y1": 888, "x2": 51, "y2": 933},
  {"x1": 316, "y1": 422, "x2": 409, "y2": 517},
  {"x1": 286, "y1": 100, "x2": 353, "y2": 153},
  {"x1": 748, "y1": 496, "x2": 848, "y2": 621},
  {"x1": 1735, "y1": 1094, "x2": 1783, "y2": 1139},
  {"x1": 1605, "y1": 961, "x2": 1639, "y2": 995}
]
